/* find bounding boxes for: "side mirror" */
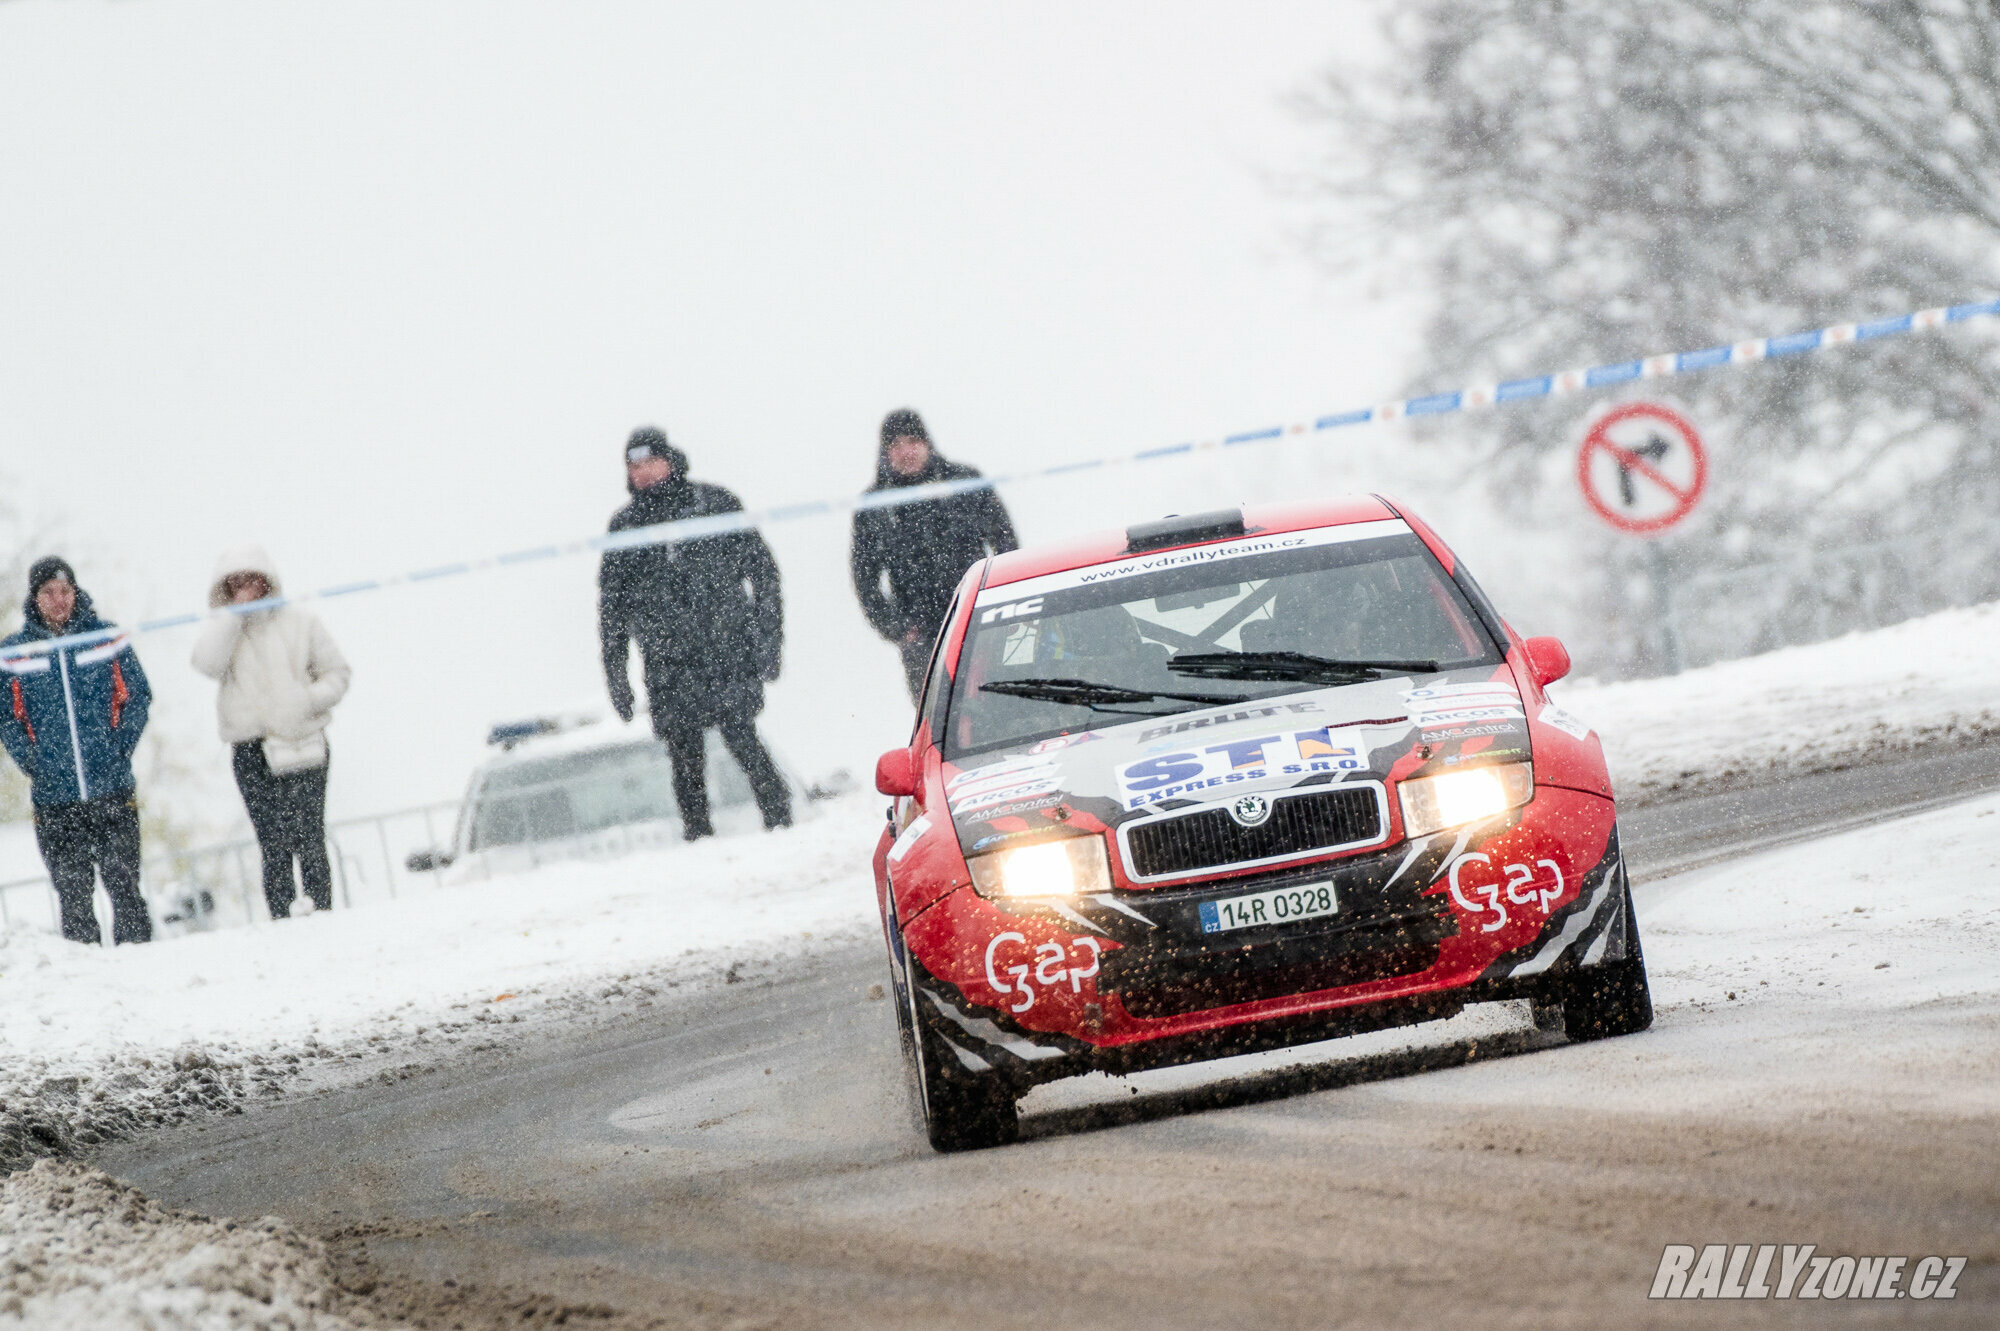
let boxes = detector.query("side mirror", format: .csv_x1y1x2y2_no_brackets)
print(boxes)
1523,636,1572,689
874,748,920,798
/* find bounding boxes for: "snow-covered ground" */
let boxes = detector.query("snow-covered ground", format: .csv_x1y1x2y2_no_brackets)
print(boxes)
0,792,888,1170
0,1161,371,1330
2,600,1997,1325
4,601,2000,1170
1563,599,2000,804
9,776,1997,1327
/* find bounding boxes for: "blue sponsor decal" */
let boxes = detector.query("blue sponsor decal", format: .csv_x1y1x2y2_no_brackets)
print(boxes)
1121,752,1208,792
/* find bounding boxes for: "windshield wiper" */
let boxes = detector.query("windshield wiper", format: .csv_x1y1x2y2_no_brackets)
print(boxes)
979,678,1249,711
1167,650,1440,683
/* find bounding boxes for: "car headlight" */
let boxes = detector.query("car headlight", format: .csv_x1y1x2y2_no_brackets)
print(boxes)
1398,761,1534,838
968,835,1113,900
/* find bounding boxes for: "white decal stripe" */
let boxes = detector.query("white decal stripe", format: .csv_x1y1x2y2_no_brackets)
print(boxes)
1043,901,1099,932
887,815,931,863
951,781,1060,813
1380,833,1439,892
946,757,1059,791
1416,705,1525,717
1537,703,1593,740
1579,918,1612,966
940,1035,994,1071
1085,894,1157,927
975,519,1413,605
1511,870,1618,977
947,768,1059,799
923,991,1068,1060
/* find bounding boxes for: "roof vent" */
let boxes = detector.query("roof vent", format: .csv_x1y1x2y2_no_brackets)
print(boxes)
1124,508,1247,553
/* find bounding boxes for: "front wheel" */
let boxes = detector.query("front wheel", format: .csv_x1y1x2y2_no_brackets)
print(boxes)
1561,874,1653,1042
887,906,1019,1152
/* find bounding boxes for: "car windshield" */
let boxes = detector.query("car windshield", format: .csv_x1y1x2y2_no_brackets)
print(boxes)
943,527,1501,759
467,738,754,851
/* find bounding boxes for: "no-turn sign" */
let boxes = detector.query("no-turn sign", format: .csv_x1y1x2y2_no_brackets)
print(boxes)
1577,402,1707,535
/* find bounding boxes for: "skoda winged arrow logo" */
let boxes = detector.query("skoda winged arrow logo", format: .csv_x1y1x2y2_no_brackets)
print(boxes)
1230,793,1271,827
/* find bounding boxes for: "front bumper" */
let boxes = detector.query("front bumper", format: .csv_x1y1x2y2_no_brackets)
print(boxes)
899,784,1624,1083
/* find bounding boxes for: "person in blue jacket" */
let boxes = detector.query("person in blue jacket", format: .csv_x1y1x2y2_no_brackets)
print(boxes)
0,558,154,944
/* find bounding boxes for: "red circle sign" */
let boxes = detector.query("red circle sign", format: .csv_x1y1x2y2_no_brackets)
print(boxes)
1577,402,1708,534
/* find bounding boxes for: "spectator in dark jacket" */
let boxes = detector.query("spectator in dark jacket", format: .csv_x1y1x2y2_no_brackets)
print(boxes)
851,409,1018,700
599,426,792,840
0,558,154,945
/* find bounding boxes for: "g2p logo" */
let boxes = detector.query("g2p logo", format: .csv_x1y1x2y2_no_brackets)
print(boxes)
982,932,1104,1013
1444,852,1566,932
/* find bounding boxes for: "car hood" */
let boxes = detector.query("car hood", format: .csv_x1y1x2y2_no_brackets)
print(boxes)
940,667,1530,859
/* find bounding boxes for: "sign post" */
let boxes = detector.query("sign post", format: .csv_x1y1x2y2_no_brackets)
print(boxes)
1576,402,1708,675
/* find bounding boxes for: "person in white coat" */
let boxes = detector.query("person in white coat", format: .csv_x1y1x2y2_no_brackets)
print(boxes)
190,545,351,919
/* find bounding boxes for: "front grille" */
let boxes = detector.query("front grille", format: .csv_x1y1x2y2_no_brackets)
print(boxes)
1124,786,1383,879
1114,936,1442,1019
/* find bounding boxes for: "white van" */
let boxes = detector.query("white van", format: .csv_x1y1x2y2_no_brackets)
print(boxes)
409,716,845,880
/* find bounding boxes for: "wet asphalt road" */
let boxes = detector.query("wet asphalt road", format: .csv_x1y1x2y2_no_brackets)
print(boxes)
100,744,2000,1329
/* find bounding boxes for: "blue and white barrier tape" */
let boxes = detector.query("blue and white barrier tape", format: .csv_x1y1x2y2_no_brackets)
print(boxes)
6,297,1997,660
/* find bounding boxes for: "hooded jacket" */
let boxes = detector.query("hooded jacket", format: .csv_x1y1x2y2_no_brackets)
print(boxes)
189,545,352,746
0,583,152,808
850,444,1018,644
599,443,784,727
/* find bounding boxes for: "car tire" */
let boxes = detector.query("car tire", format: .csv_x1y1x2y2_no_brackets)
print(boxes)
886,904,1020,1152
1560,874,1653,1042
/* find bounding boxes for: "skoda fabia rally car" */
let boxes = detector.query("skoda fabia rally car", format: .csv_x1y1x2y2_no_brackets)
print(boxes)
871,498,1652,1151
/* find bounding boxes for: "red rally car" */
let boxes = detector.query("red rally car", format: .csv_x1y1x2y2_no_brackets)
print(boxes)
871,498,1651,1151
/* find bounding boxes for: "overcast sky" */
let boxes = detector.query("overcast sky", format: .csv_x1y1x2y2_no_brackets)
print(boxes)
1,1,1468,831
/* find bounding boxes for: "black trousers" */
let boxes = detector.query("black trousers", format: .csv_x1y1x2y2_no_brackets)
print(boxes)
232,741,333,918
34,794,153,945
661,713,793,839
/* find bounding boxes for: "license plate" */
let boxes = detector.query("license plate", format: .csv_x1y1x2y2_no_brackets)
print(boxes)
1197,881,1339,934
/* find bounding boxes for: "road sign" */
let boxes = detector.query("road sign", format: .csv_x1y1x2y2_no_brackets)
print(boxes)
1577,402,1708,535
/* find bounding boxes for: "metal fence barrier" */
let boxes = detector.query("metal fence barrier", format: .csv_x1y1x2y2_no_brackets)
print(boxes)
0,800,460,942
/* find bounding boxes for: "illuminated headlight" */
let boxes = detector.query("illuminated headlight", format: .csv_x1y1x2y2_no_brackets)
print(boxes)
1398,761,1535,838
968,836,1113,900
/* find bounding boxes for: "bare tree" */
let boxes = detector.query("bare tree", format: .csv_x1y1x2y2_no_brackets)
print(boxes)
1301,0,2000,674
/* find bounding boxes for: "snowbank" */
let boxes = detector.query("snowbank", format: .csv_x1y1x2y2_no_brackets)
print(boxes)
1557,599,2000,803
0,792,885,1173
0,794,880,1065
0,1160,365,1330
